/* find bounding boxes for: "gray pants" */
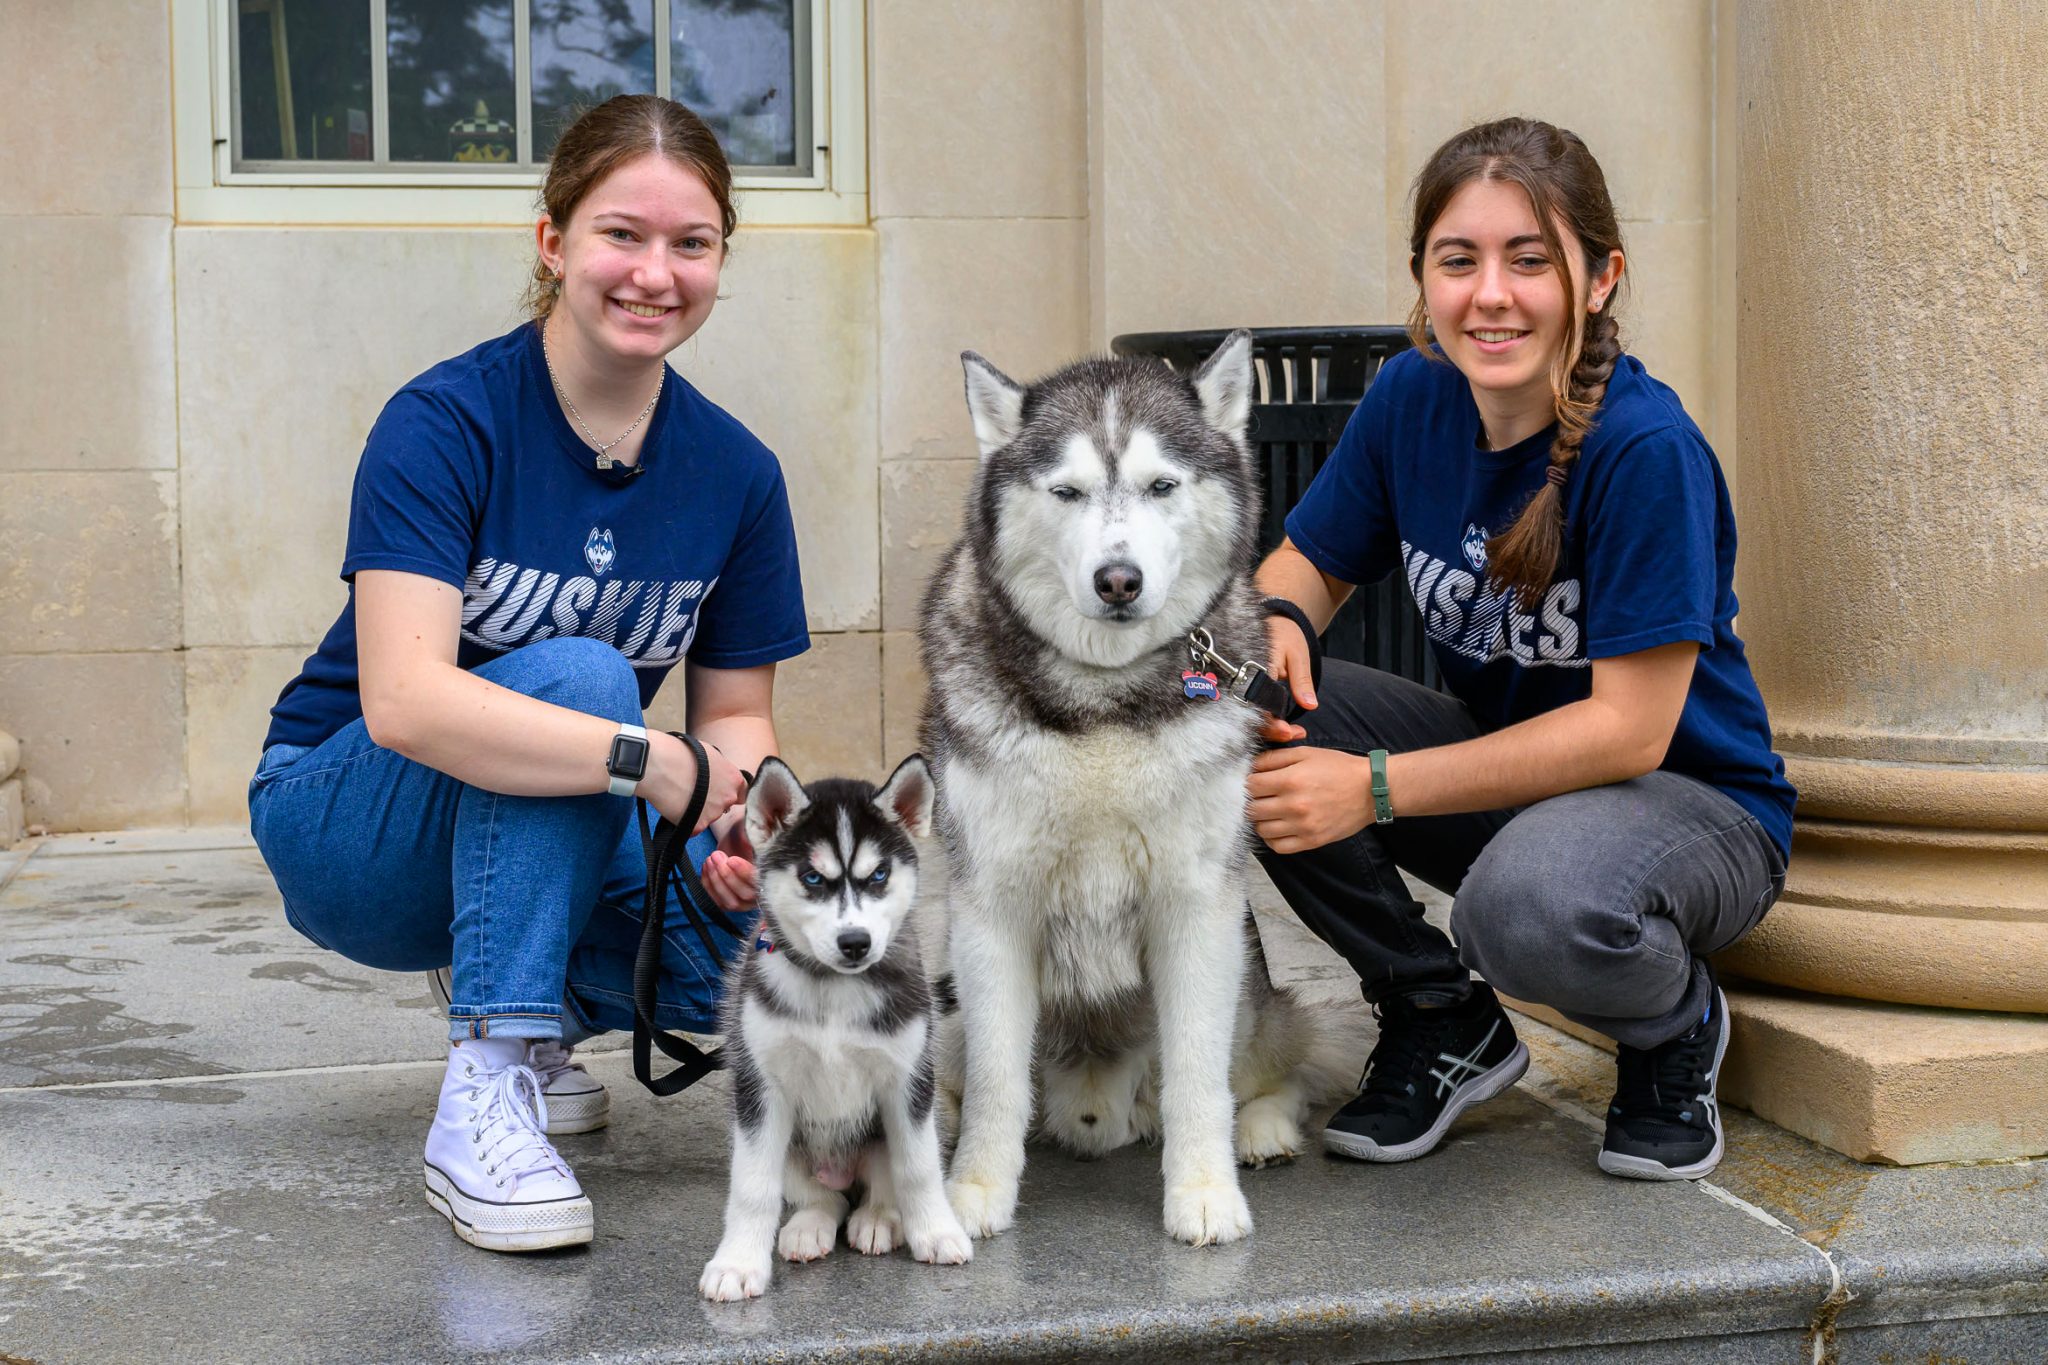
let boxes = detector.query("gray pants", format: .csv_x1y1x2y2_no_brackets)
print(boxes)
1255,661,1786,1049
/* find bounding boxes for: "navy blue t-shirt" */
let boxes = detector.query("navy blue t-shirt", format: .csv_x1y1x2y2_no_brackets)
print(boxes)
266,322,810,750
1285,347,1794,860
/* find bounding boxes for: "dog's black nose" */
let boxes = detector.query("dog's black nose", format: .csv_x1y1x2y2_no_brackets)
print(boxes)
1093,562,1143,606
837,929,872,962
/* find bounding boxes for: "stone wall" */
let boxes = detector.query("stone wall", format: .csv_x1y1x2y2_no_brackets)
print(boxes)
0,0,1725,832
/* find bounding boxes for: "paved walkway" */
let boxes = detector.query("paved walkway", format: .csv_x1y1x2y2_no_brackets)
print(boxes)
1,829,2042,1363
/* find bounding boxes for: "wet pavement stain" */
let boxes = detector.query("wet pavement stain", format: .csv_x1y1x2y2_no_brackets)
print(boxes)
171,934,225,945
213,916,271,934
247,961,376,994
0,984,227,1085
211,941,275,956
8,952,140,977
63,1082,246,1105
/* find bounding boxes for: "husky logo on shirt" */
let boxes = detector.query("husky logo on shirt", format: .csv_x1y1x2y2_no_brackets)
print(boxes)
583,528,616,577
460,558,713,668
1461,523,1490,571
1401,541,1585,669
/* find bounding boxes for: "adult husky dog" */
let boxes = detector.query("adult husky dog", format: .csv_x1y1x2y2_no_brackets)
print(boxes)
921,333,1337,1247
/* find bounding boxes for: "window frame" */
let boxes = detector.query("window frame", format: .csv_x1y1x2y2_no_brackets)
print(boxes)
170,0,867,227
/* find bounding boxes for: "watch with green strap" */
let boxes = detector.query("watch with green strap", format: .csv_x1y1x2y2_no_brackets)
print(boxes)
1367,748,1395,825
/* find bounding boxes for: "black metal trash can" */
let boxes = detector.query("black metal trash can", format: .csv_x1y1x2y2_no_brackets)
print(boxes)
1110,327,1443,692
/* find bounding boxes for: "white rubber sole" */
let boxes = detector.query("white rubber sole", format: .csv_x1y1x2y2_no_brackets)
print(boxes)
1323,1040,1530,1163
423,1161,593,1252
1597,989,1730,1182
542,1084,611,1136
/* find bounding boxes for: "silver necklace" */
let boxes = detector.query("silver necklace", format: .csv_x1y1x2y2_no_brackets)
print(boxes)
541,322,662,470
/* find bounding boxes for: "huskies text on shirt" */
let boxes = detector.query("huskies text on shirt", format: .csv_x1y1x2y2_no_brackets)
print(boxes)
1284,346,1795,861
266,322,810,750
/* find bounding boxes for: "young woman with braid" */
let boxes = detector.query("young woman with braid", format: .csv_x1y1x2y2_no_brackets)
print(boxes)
1249,118,1793,1180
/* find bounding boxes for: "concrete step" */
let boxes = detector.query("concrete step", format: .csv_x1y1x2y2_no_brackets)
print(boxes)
1,831,2042,1363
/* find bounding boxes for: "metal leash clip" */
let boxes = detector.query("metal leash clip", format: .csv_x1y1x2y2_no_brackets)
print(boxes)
1184,628,1292,714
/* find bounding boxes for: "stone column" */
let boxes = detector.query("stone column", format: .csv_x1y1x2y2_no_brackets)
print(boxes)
1717,0,2048,1163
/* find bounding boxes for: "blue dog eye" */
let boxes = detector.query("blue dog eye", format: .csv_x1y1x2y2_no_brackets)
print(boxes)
800,869,825,888
868,865,890,886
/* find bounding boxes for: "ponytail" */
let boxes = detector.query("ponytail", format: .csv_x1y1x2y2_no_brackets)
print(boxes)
1486,306,1621,607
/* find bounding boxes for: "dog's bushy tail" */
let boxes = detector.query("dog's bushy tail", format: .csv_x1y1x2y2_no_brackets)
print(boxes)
1296,993,1373,1111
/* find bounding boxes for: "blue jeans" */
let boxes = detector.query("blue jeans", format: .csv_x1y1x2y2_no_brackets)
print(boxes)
248,637,752,1044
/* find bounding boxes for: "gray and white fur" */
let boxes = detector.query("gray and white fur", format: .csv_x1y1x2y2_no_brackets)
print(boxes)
698,755,972,1301
921,332,1346,1248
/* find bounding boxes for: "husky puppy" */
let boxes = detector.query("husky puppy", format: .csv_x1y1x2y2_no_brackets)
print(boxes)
698,755,972,1301
922,333,1339,1248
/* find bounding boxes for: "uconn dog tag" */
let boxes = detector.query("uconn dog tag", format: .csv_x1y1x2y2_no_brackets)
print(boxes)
1181,669,1221,700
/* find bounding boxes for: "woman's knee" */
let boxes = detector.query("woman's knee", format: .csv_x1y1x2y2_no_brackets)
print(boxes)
1453,852,1611,1003
1453,852,1687,1017
479,637,641,724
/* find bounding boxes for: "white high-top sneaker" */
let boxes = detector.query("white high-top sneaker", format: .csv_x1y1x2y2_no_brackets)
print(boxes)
428,969,611,1137
528,1039,611,1135
423,1037,594,1252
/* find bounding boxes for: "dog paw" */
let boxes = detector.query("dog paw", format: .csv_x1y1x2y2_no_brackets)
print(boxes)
945,1174,1017,1239
908,1216,975,1266
1163,1179,1253,1246
777,1207,840,1262
846,1203,902,1256
699,1254,771,1301
1235,1096,1303,1169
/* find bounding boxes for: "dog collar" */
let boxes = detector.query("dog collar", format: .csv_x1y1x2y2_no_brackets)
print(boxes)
755,936,776,954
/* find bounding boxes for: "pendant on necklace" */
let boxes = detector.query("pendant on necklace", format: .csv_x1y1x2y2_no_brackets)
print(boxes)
596,453,613,470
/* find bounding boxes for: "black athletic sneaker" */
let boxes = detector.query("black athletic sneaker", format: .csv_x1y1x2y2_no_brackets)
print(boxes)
1323,980,1530,1162
1599,968,1730,1181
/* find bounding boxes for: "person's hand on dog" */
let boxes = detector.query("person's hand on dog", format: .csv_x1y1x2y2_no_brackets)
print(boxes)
1248,745,1371,854
700,808,759,911
1259,613,1316,743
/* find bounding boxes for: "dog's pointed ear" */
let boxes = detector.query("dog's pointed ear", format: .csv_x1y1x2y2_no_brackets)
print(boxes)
1191,330,1255,440
745,756,809,851
873,753,935,839
961,352,1026,459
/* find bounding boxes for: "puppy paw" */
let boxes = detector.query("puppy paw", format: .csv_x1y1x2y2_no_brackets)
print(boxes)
945,1174,1017,1239
1163,1178,1253,1246
699,1253,771,1301
777,1207,840,1262
1235,1095,1303,1169
908,1215,974,1266
846,1202,902,1256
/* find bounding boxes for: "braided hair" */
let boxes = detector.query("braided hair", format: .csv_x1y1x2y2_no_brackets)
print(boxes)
1405,118,1626,607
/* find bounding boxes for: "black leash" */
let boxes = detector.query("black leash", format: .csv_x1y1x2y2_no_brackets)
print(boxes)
630,731,745,1097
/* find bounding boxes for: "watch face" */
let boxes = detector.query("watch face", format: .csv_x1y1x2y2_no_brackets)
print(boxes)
608,733,650,782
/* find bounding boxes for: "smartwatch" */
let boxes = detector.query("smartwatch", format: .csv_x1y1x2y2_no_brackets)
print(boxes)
606,723,650,797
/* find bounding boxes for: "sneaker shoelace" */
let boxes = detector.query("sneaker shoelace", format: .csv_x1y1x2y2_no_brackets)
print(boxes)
465,1061,569,1193
1353,1002,1463,1118
526,1041,585,1088
1611,1022,1714,1136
